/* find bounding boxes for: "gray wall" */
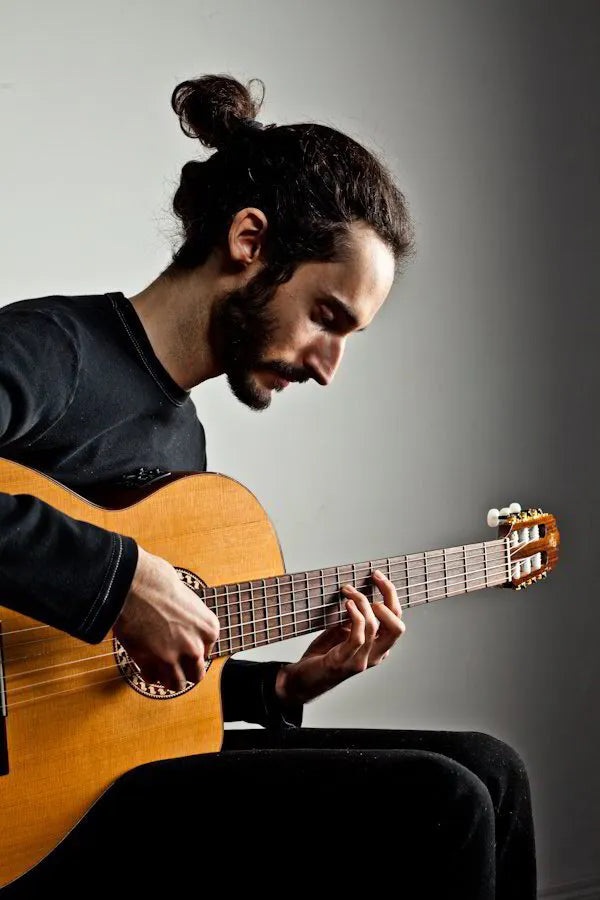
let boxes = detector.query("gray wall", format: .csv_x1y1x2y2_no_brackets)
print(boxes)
1,1,598,895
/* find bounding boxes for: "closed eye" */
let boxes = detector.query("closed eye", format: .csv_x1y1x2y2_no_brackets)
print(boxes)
316,296,368,334
319,305,335,328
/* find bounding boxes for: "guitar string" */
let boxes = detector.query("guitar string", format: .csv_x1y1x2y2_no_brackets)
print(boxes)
5,559,508,682
3,551,515,671
3,550,510,665
1,540,512,647
7,562,508,692
5,558,511,692
0,541,507,640
6,583,506,711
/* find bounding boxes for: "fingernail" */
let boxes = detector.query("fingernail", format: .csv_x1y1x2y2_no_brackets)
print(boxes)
374,569,382,577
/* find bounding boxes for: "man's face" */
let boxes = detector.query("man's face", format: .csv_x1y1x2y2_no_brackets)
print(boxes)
211,222,395,411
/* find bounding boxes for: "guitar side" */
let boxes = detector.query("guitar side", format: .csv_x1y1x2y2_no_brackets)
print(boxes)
0,458,286,887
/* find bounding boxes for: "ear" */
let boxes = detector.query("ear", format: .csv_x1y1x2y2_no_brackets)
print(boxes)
227,207,268,269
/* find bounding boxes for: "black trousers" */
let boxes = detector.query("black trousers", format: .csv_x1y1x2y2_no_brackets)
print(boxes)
3,727,536,899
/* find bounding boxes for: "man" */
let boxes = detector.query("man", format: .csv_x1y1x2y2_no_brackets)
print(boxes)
0,74,536,897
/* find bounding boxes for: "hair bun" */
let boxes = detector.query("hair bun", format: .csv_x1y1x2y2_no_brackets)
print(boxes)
171,74,265,152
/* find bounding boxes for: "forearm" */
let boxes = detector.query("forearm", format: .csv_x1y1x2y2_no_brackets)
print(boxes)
0,491,138,643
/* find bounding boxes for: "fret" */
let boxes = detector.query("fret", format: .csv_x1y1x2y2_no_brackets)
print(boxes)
305,570,311,633
291,573,297,637
424,553,429,603
443,548,448,597
436,550,445,601
283,574,293,639
225,584,232,654
407,555,420,606
405,556,410,606
249,580,254,649
476,544,484,589
268,577,276,643
267,577,274,643
261,578,268,647
483,543,489,588
310,570,320,631
236,583,243,651
463,545,469,593
276,577,283,642
386,557,392,592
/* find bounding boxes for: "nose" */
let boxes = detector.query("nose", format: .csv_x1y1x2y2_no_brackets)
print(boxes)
305,336,345,386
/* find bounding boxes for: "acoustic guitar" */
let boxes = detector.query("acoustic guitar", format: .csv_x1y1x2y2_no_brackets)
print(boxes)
0,456,560,887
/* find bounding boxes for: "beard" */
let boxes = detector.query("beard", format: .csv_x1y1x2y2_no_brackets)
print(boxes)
209,266,309,410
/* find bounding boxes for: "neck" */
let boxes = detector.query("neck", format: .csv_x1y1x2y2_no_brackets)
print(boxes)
202,536,510,658
128,265,222,390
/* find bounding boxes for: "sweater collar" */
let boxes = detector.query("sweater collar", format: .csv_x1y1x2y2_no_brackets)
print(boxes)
106,291,190,407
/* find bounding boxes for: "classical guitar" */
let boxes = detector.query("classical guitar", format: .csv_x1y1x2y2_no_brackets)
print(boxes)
0,456,560,887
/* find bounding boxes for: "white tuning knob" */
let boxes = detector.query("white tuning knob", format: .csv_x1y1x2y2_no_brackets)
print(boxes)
509,502,521,513
499,507,511,517
487,508,500,527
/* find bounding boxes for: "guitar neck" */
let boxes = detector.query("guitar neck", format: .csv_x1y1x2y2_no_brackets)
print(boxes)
206,537,509,657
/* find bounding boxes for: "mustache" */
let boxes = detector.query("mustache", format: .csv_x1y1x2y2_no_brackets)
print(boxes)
259,360,313,384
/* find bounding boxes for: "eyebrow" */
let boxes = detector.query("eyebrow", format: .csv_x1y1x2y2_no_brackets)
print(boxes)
321,294,369,332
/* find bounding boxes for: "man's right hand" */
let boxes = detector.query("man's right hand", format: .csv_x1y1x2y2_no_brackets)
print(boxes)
113,546,220,692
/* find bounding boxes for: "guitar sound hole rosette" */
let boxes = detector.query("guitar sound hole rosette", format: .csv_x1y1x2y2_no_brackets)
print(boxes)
113,567,211,699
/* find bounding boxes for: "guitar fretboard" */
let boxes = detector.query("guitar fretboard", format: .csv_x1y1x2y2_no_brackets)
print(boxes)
204,538,509,657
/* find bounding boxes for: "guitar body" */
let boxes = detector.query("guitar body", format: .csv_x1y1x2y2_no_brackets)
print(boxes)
0,457,286,887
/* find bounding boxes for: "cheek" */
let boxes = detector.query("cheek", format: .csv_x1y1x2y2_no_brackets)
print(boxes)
269,315,312,355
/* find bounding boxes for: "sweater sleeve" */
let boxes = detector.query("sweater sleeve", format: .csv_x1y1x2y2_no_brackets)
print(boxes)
0,309,138,642
221,658,304,728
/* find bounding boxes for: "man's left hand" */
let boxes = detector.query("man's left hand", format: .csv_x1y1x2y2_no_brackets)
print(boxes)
275,569,406,707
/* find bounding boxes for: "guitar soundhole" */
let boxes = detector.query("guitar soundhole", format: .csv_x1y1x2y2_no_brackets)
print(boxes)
113,567,211,700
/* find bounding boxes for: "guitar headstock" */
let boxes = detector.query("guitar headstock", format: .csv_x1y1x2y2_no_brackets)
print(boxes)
487,502,560,590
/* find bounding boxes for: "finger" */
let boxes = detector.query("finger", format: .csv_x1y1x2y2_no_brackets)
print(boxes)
136,661,158,685
370,601,407,656
343,586,379,640
157,660,188,693
331,597,366,665
343,587,379,668
305,623,351,656
180,654,205,684
131,654,161,685
205,630,219,660
171,660,189,692
372,569,402,617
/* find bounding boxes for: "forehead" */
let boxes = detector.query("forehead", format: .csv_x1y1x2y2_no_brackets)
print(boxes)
297,223,395,325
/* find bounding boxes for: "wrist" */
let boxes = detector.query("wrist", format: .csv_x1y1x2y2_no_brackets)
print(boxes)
275,662,303,707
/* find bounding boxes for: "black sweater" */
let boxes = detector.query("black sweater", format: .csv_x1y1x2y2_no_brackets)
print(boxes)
0,290,303,729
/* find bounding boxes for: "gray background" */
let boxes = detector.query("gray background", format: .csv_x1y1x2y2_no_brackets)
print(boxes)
1,1,598,896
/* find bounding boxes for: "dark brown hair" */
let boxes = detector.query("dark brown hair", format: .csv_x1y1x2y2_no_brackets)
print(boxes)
165,73,414,285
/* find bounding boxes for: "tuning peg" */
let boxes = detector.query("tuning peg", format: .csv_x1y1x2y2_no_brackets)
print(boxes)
487,508,500,527
509,502,521,513
499,507,511,518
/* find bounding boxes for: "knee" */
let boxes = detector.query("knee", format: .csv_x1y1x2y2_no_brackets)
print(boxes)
423,754,496,852
471,732,528,773
466,731,532,796
419,751,495,815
